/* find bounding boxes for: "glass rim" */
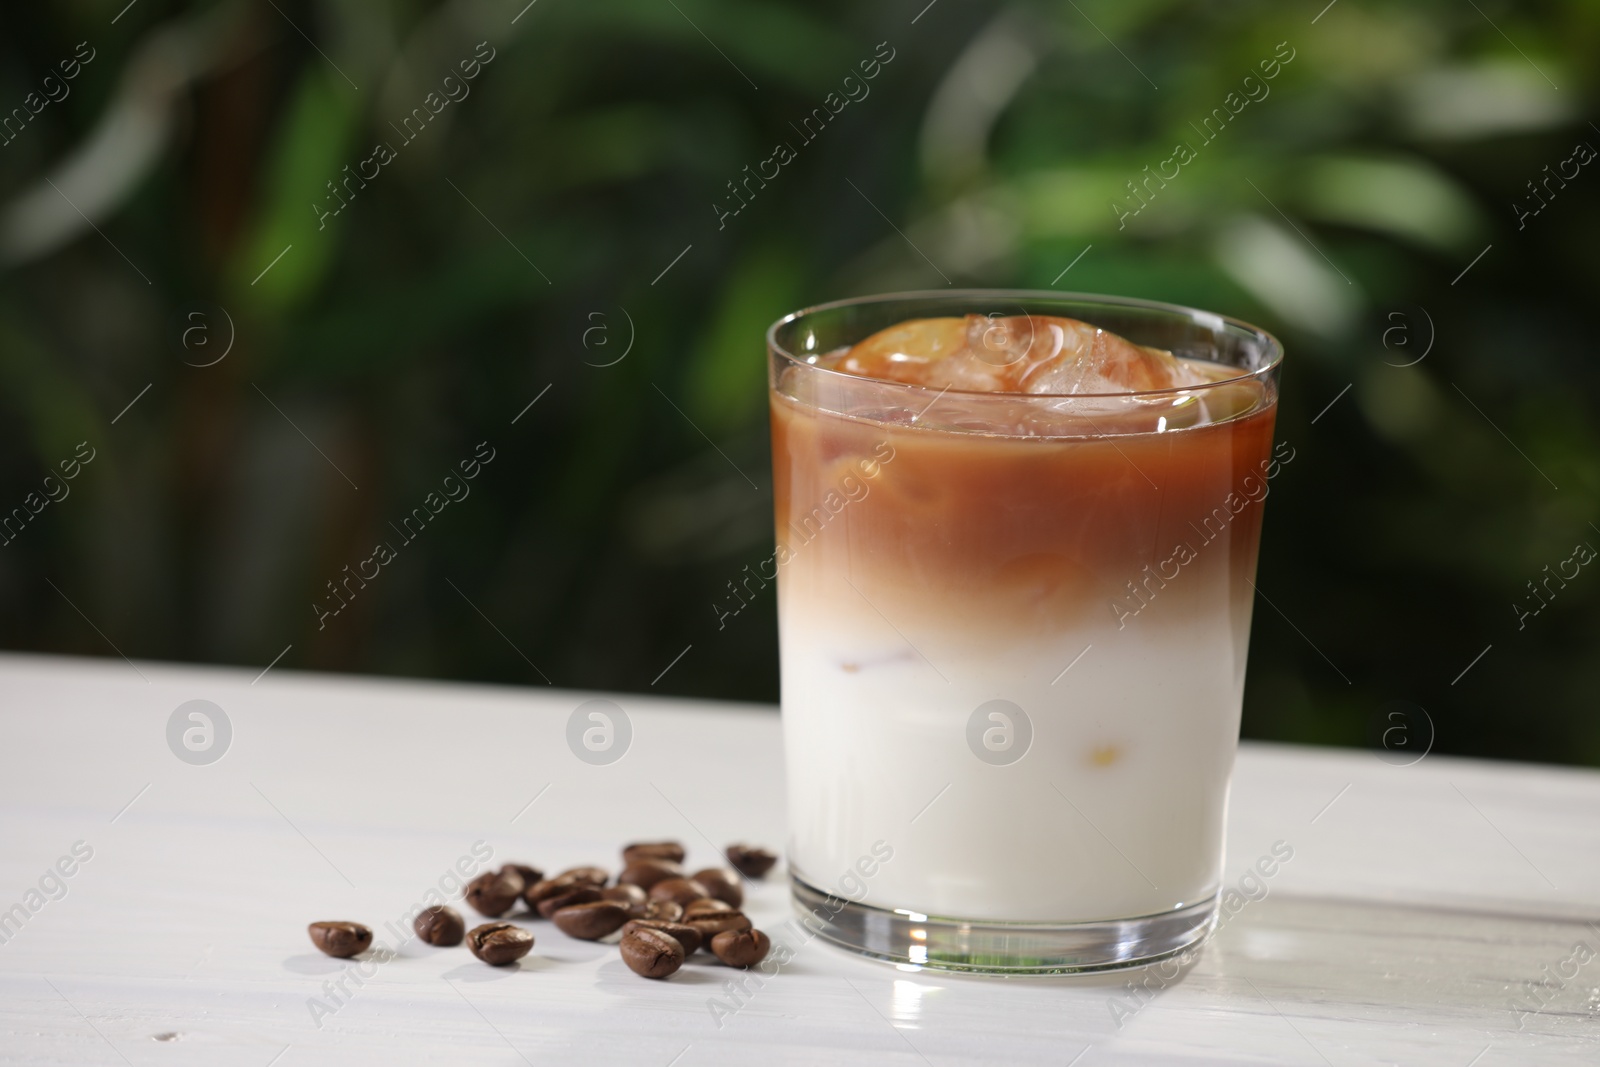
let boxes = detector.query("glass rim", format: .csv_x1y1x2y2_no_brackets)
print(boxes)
766,288,1284,401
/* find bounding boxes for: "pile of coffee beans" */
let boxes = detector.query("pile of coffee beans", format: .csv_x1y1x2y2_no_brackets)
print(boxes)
306,840,778,981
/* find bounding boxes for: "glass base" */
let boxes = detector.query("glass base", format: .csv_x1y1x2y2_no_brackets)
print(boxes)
791,874,1218,975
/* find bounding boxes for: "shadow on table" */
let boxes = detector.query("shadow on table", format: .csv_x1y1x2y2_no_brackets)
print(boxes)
281,953,351,976
833,893,1599,1042
1201,893,1600,1026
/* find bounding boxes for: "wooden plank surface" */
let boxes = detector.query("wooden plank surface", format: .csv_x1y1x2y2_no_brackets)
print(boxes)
1,652,1597,1065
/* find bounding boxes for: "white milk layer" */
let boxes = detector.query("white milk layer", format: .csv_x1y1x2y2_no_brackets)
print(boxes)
779,598,1250,922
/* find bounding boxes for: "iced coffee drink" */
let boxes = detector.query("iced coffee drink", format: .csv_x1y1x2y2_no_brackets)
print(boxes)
767,292,1283,972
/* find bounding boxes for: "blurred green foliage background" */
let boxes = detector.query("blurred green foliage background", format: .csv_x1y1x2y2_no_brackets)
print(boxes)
2,0,1596,765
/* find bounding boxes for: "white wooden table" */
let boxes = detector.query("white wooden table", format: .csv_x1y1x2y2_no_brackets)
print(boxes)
1,652,1597,1065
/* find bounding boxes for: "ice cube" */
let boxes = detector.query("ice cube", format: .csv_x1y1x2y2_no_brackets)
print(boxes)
830,317,970,385
825,314,1214,395
963,313,1058,370
1017,317,1211,395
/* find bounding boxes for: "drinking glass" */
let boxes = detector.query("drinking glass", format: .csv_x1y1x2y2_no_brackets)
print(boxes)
767,290,1284,973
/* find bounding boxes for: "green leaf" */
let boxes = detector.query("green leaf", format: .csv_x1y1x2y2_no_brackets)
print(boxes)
684,244,802,433
231,72,361,313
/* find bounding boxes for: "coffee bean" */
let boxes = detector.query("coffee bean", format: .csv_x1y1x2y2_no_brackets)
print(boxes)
619,926,685,979
686,910,751,942
526,875,596,912
413,905,465,947
552,901,630,940
308,921,372,958
502,863,544,886
681,898,732,920
642,900,684,922
621,918,702,956
622,841,686,865
465,869,525,917
726,845,778,880
601,884,647,909
618,859,684,891
556,866,610,887
649,878,709,906
690,868,743,908
711,928,770,968
467,922,534,966
524,877,574,910
536,884,602,919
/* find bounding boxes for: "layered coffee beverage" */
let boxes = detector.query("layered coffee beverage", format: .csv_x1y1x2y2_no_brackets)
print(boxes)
767,293,1283,972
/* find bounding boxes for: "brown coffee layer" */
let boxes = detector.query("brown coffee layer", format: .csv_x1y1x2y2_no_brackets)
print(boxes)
770,392,1279,643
